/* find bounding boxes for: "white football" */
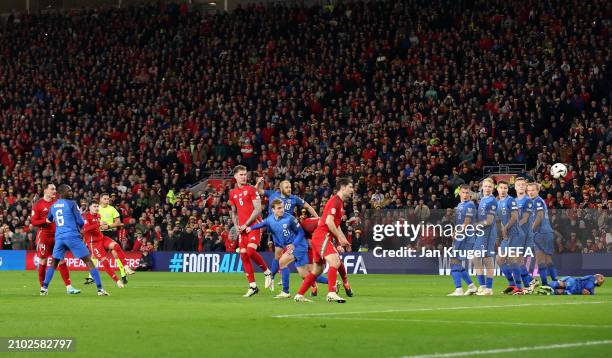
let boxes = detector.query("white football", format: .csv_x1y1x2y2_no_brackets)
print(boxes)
551,163,568,179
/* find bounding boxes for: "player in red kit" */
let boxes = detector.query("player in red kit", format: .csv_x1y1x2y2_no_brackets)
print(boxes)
82,202,134,288
30,183,80,294
301,216,353,297
229,165,272,297
295,178,354,303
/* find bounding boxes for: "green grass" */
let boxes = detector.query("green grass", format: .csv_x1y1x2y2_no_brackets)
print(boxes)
1,272,611,357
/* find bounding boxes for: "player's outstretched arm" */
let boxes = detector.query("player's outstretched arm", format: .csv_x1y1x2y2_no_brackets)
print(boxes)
303,201,319,218
248,220,267,233
256,177,265,196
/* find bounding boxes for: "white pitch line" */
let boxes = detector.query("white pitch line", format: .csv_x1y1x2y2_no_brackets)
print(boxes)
400,339,612,358
272,301,604,318
315,316,612,329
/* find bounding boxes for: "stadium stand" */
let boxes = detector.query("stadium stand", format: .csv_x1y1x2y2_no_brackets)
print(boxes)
0,1,610,253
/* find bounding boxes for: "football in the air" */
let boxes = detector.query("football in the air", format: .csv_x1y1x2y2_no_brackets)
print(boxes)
551,163,568,179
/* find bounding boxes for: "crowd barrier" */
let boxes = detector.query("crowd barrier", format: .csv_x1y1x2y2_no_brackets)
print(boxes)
0,251,141,271
2,251,611,276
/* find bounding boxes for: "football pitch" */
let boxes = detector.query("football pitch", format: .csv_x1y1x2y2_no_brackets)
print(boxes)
1,272,611,357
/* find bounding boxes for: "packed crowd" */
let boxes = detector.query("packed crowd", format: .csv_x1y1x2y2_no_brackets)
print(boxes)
0,0,610,253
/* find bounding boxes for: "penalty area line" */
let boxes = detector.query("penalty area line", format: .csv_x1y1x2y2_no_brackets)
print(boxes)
399,339,612,358
271,301,604,318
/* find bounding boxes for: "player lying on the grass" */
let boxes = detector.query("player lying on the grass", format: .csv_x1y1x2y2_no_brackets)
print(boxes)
527,182,558,291
41,184,109,296
514,177,535,292
537,274,605,295
301,215,353,297
470,177,497,296
246,199,329,298
256,179,319,289
294,177,354,303
496,181,527,295
230,165,272,297
448,184,478,296
30,183,80,294
82,202,135,288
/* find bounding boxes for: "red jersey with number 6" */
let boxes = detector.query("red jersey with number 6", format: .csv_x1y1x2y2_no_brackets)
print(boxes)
228,185,262,225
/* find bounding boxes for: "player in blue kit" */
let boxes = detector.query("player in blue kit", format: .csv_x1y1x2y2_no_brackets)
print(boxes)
256,179,318,290
247,199,328,299
472,177,497,296
514,177,535,293
526,182,558,290
495,181,525,295
40,184,110,296
448,184,478,296
538,274,605,295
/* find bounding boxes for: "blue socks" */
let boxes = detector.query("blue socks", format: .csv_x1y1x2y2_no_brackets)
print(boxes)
511,264,523,288
271,259,279,279
538,264,549,286
547,263,558,281
460,268,473,285
90,268,103,290
477,274,486,286
520,265,532,286
451,264,462,288
315,275,328,284
281,267,290,294
43,265,56,289
501,263,515,286
485,277,493,289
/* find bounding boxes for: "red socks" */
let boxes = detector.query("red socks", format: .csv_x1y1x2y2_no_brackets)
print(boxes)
57,262,71,286
37,262,47,287
338,261,348,284
246,247,268,271
112,245,128,266
240,253,255,283
298,273,316,295
328,266,338,292
103,265,119,282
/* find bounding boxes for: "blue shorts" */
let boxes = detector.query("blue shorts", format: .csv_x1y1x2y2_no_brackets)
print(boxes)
525,234,535,251
273,237,288,248
452,237,474,261
508,231,527,248
293,248,310,268
534,232,554,255
52,235,90,260
560,277,581,295
473,234,496,257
